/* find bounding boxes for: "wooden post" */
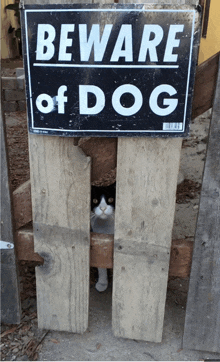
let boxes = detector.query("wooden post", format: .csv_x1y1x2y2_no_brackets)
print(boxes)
183,56,220,353
1,100,21,324
24,0,91,334
112,0,196,343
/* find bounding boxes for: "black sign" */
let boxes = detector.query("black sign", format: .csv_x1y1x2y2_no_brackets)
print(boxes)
21,4,201,137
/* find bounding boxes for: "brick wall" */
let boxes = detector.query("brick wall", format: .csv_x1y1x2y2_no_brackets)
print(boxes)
2,68,26,112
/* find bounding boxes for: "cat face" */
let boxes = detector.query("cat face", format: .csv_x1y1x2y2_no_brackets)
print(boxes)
91,183,116,220
93,195,114,219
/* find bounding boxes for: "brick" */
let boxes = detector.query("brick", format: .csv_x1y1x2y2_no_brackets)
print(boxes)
4,89,25,101
16,68,24,78
17,75,25,90
2,77,17,90
3,101,18,112
18,100,26,111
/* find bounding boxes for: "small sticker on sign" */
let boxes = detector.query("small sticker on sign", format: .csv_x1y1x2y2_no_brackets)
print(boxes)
163,123,183,131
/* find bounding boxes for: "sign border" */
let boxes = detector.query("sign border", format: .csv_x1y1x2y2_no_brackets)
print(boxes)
21,4,201,137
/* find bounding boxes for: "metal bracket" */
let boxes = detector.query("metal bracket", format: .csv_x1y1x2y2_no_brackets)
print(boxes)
0,241,14,250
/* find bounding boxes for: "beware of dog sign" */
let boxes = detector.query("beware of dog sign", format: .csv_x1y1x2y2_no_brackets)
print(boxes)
21,4,201,137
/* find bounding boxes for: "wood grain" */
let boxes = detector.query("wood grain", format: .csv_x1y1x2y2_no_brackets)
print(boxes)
78,138,117,185
1,101,21,324
24,0,92,334
16,229,44,264
13,180,32,230
28,134,91,333
112,137,182,342
192,51,220,119
90,232,114,268
183,56,220,353
169,239,193,278
15,228,193,278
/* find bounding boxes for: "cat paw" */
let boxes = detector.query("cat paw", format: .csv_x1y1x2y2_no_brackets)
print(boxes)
95,281,108,292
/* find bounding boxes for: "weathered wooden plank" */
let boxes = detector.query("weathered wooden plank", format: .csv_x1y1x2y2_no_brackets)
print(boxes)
201,0,211,38
78,138,117,185
16,229,44,264
1,101,21,324
192,51,220,119
28,135,91,333
111,0,199,342
169,239,193,278
13,180,32,230
112,138,182,342
15,230,113,268
183,56,220,353
90,232,114,268
16,228,194,278
24,0,92,334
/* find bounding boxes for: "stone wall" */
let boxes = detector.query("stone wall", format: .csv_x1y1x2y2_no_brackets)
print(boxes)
2,68,26,112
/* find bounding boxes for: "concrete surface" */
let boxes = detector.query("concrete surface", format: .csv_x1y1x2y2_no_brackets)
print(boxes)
38,285,220,361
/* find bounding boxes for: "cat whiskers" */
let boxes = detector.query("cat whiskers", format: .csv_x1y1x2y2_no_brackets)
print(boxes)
90,212,96,220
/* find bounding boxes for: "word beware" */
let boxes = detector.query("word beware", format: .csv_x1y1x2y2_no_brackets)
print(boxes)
36,23,184,64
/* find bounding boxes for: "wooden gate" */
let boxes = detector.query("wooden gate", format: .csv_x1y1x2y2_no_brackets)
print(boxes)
19,0,202,343
22,0,187,342
2,0,220,351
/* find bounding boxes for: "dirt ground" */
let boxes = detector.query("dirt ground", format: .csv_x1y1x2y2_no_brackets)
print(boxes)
1,61,220,361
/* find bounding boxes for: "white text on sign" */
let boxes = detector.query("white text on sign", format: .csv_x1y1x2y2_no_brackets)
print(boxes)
35,84,178,116
36,23,184,63
35,23,183,116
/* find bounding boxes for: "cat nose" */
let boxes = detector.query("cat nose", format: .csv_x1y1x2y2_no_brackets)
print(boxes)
100,206,107,211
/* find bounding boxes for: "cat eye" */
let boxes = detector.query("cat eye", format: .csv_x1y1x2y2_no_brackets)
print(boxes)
93,198,99,204
108,197,114,203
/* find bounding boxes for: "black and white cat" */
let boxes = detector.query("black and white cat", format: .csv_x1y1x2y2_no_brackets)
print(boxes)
91,183,115,292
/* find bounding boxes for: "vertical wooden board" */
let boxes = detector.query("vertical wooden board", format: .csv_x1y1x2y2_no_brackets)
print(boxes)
192,52,220,119
28,134,91,333
112,138,182,342
1,102,21,324
24,0,92,334
112,0,190,342
13,180,32,230
183,58,220,353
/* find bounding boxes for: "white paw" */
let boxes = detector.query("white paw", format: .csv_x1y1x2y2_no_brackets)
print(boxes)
95,281,108,292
